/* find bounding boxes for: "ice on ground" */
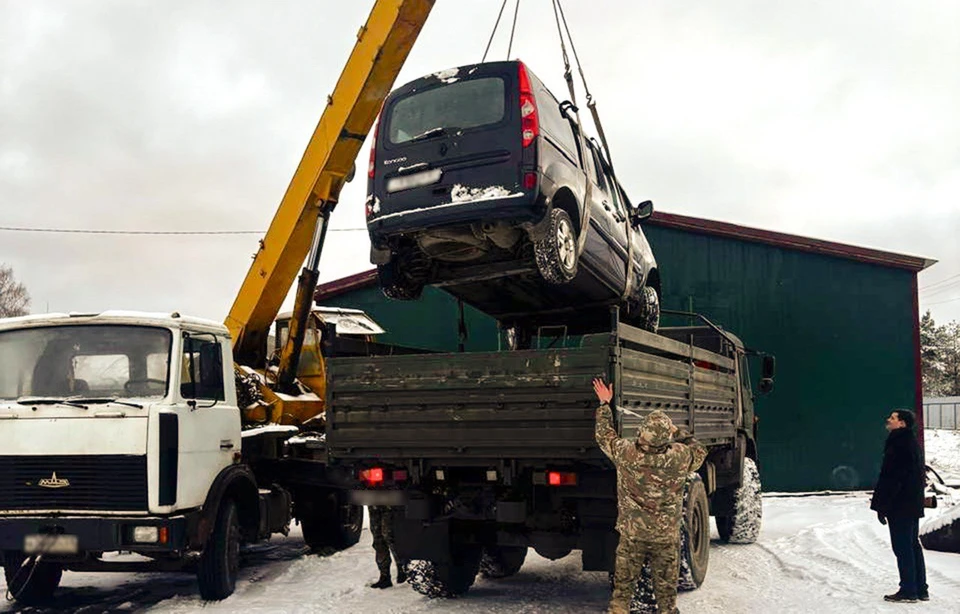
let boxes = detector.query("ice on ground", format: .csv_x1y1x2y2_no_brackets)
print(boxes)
4,493,959,613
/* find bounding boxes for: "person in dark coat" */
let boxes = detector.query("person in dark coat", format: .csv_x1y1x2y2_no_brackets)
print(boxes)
870,408,928,603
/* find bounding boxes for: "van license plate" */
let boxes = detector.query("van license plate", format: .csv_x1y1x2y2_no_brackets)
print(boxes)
386,168,442,193
24,534,78,554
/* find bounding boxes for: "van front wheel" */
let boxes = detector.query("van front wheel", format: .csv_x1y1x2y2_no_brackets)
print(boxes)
534,209,578,284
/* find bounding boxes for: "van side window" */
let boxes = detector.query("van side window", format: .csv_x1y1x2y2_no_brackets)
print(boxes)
589,146,609,195
536,87,579,158
180,335,224,401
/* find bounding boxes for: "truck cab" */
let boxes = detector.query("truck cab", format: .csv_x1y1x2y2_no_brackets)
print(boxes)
0,312,275,603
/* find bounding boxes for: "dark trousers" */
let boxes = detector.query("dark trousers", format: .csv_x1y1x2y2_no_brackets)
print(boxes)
888,516,927,597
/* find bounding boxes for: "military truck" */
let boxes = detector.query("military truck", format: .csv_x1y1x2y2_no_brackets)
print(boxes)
323,309,775,600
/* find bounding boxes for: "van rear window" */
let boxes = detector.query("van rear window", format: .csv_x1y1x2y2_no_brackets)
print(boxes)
388,77,506,145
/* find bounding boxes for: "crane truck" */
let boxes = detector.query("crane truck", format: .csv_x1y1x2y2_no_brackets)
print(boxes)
0,0,436,605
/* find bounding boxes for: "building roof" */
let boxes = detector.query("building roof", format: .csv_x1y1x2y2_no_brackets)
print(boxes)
314,211,935,302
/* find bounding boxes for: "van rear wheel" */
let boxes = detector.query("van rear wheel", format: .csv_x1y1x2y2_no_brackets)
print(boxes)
534,209,578,283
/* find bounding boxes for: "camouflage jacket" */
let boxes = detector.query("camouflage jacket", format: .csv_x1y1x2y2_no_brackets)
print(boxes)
595,404,708,543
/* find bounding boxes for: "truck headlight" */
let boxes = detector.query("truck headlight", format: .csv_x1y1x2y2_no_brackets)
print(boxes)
132,526,159,543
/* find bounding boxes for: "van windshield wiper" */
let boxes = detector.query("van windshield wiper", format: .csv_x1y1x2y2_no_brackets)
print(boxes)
16,396,89,409
67,397,144,410
409,127,448,143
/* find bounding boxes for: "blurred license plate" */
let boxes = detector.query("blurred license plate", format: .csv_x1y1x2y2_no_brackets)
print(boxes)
24,534,78,554
386,168,442,193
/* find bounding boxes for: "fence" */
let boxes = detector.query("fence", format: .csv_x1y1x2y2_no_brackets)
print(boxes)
924,397,960,430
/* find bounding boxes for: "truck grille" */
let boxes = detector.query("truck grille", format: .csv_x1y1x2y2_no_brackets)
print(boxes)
0,455,148,512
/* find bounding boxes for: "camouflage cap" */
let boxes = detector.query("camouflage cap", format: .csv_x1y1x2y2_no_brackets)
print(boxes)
637,410,675,447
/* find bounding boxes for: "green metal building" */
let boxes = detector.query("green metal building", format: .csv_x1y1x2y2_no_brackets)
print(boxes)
315,212,934,492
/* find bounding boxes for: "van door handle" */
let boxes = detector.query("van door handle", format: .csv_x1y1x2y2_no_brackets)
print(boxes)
220,440,235,450
602,201,611,211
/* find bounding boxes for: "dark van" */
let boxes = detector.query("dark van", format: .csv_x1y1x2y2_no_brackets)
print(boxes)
366,60,661,333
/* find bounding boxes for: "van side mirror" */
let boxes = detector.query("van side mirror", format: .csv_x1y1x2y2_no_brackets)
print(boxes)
631,200,654,225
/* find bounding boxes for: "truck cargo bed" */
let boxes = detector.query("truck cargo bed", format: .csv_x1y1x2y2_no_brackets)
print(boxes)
326,321,740,464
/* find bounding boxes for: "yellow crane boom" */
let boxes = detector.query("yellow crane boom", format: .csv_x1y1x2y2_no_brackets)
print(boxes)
225,0,434,372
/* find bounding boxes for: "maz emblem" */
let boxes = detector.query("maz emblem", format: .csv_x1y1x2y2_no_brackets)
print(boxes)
38,472,70,489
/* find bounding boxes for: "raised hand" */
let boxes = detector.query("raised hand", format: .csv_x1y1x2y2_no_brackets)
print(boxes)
592,378,614,404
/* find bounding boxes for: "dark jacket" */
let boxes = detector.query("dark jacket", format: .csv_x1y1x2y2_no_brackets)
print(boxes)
870,427,925,519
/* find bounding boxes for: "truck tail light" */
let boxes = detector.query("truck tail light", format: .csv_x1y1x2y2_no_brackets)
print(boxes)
360,467,384,485
518,62,539,148
547,471,577,486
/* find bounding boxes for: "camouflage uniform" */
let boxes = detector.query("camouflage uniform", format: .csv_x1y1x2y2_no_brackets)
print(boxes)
369,506,408,584
596,405,707,614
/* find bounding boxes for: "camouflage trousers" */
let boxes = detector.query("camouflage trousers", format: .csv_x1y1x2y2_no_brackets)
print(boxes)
610,534,680,614
369,506,407,577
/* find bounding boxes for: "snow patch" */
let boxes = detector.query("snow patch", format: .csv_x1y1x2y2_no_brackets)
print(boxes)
372,197,381,214
433,67,460,83
921,500,960,534
450,184,515,203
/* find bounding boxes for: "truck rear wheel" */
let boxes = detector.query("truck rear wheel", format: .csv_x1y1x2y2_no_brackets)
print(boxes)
408,544,482,598
678,475,710,590
715,457,762,544
197,499,240,601
299,491,363,553
3,551,62,606
479,545,527,579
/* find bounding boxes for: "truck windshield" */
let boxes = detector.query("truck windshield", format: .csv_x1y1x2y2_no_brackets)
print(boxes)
387,77,506,145
0,325,172,400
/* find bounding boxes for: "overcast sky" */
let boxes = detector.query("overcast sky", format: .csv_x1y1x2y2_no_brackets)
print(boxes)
1,0,958,326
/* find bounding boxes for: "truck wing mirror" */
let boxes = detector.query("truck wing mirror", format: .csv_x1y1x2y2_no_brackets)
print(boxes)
761,355,776,380
758,378,774,394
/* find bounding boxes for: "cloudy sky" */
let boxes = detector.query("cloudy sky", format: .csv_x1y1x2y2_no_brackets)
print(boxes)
1,0,958,325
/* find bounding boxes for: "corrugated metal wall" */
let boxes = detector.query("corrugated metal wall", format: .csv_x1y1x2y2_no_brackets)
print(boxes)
644,225,918,492
321,228,920,492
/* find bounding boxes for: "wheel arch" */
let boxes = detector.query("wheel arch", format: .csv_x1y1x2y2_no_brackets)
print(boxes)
195,465,261,548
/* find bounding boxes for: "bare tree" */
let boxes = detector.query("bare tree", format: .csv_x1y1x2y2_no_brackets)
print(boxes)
0,264,30,317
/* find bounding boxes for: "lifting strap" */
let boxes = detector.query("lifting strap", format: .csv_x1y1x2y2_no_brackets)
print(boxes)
551,0,637,302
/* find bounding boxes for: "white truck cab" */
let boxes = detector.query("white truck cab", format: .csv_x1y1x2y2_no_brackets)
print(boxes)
0,312,282,603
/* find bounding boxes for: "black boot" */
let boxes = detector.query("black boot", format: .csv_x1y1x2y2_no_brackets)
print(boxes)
396,564,408,584
883,591,917,602
370,574,392,589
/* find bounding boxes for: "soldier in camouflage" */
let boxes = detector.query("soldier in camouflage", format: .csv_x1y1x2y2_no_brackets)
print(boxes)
368,506,409,589
593,378,707,614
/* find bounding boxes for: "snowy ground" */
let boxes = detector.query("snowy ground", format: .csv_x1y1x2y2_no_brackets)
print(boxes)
2,431,958,613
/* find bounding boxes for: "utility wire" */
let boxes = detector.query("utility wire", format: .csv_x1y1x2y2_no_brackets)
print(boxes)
0,225,365,236
920,272,960,291
924,295,960,307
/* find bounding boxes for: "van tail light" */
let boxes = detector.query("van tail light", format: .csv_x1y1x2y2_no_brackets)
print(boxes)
523,172,537,189
518,63,539,148
360,467,384,486
547,471,577,486
368,108,382,179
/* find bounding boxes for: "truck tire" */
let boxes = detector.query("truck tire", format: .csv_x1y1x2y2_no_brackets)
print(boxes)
299,491,363,553
3,551,62,606
678,475,710,590
408,544,482,598
197,499,241,601
715,457,763,544
607,566,657,613
637,285,660,333
534,208,578,283
479,545,527,579
377,259,424,301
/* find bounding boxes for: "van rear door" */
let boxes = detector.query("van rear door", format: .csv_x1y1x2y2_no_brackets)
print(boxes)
371,62,526,223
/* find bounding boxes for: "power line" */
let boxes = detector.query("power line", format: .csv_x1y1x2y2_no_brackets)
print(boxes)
0,225,366,236
924,295,960,307
920,272,960,292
